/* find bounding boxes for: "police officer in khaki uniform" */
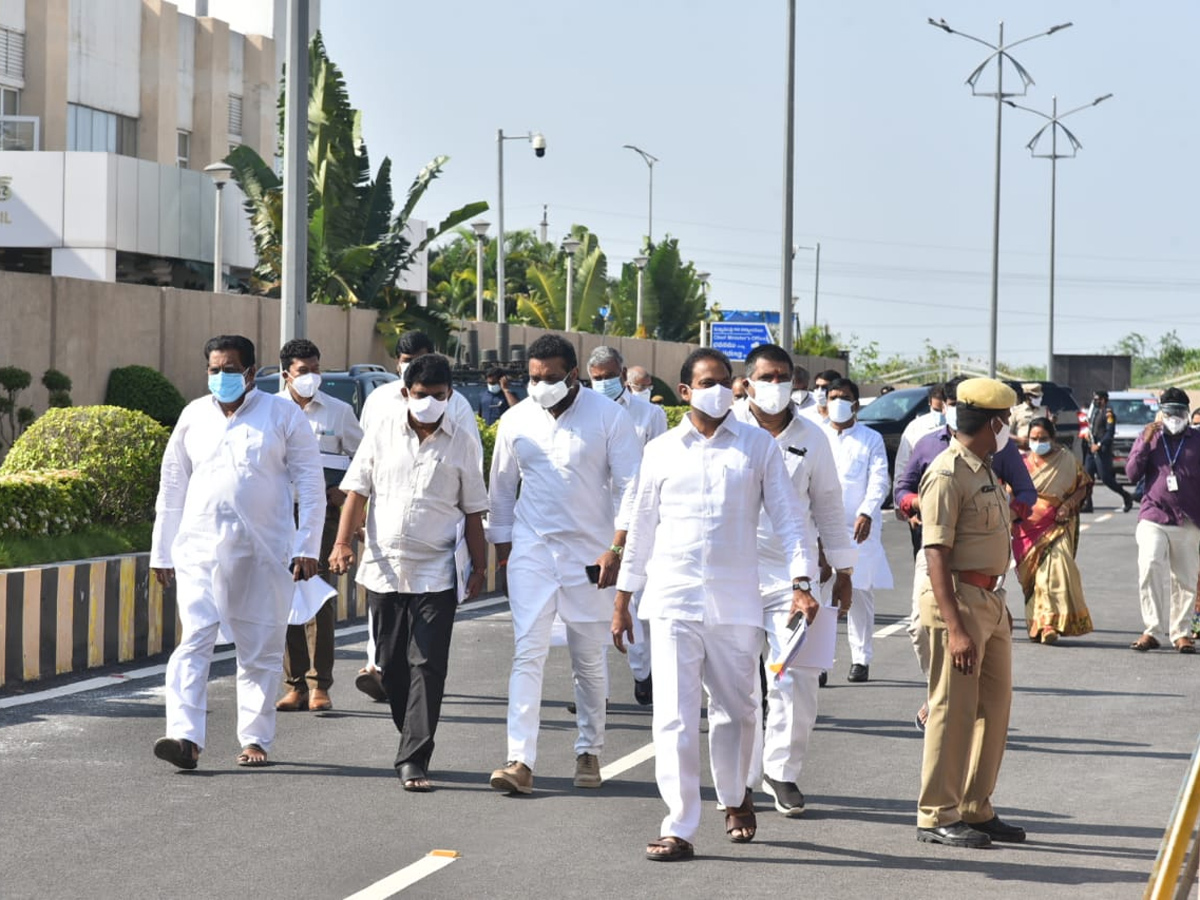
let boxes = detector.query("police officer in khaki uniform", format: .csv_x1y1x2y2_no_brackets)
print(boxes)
1009,383,1050,450
916,377,1026,848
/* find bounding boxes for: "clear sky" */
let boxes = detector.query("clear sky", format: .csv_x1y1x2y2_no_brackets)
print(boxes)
320,1,1199,369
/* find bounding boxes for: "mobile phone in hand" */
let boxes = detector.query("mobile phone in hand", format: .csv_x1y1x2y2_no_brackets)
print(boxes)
585,564,601,585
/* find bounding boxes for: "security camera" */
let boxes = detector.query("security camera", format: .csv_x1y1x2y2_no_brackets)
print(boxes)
531,132,546,157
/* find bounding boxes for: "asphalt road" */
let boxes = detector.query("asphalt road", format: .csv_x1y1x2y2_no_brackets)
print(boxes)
1,493,1195,900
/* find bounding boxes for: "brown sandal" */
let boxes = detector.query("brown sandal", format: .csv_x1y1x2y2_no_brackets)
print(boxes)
1175,638,1196,655
236,743,269,767
153,737,200,770
1130,635,1160,652
645,836,694,861
724,788,757,843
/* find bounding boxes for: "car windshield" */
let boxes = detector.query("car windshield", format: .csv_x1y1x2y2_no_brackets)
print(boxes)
1109,397,1159,427
857,390,926,422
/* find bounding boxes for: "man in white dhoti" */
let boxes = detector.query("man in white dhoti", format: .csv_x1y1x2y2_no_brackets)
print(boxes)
821,376,893,683
587,345,667,706
731,343,857,818
613,348,816,862
488,334,641,795
151,335,324,769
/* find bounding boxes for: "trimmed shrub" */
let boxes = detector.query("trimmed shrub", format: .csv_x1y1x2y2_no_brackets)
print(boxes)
477,416,498,484
664,405,688,429
0,469,96,538
0,406,170,525
105,365,187,427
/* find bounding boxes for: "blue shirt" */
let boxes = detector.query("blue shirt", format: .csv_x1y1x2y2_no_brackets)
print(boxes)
894,426,1037,510
478,389,509,426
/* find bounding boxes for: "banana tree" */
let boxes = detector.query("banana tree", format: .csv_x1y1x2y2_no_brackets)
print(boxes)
516,226,611,331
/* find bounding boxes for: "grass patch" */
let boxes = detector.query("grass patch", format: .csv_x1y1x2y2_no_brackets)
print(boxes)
0,522,153,569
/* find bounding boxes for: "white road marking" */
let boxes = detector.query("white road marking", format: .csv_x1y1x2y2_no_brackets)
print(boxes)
600,741,656,781
1096,513,1115,524
342,851,458,900
872,621,908,639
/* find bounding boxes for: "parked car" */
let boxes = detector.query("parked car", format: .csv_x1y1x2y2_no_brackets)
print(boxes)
254,364,397,418
857,386,932,478
1094,390,1159,481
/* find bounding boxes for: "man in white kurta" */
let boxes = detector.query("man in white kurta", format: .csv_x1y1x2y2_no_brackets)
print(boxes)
587,345,668,704
614,349,816,859
151,335,324,769
488,335,641,794
821,377,892,682
894,384,948,496
732,344,857,818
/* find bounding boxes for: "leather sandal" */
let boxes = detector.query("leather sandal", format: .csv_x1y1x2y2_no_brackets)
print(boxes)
153,737,200,770
1175,637,1196,654
645,836,694,862
1130,635,1160,652
724,789,757,843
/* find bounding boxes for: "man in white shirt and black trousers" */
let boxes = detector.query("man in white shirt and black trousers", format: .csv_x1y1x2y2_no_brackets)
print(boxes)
488,334,642,795
329,354,488,791
613,347,817,862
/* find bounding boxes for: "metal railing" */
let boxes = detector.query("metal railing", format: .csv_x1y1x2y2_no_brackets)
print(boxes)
1145,731,1200,899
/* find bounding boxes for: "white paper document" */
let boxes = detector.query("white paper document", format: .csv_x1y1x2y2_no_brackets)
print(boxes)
455,521,471,603
320,453,351,471
288,575,338,626
769,604,838,678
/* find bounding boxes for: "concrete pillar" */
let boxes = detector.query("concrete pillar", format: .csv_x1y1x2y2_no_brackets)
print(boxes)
24,0,69,151
139,0,181,166
192,16,231,168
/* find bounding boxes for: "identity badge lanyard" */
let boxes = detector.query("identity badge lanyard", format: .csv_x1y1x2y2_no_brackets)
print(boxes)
1165,431,1185,492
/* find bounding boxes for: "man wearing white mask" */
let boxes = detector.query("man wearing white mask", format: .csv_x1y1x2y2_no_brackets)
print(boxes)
588,346,668,706
614,347,817,860
821,377,892,683
626,365,656,401
489,334,642,794
790,365,817,413
733,344,856,818
151,335,324,770
356,330,481,702
799,369,840,426
895,384,948,493
275,339,363,713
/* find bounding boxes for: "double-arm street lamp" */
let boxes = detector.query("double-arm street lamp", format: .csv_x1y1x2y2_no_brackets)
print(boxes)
1006,93,1112,379
928,17,1072,376
623,145,658,250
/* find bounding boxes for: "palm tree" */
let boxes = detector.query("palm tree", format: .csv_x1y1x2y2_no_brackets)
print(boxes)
610,236,706,342
516,226,611,331
226,33,486,310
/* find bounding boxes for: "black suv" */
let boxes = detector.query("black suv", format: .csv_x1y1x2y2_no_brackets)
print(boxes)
254,364,398,418
857,387,932,477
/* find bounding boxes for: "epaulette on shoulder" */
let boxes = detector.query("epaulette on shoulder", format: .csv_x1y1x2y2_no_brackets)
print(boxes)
931,468,954,477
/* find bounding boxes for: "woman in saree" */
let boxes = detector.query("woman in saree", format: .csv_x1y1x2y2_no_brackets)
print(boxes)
1012,417,1095,643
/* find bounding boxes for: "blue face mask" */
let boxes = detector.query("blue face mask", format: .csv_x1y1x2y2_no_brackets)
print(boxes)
209,370,248,404
591,377,624,401
1031,440,1053,456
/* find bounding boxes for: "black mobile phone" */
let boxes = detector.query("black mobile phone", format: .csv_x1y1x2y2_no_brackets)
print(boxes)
585,564,601,585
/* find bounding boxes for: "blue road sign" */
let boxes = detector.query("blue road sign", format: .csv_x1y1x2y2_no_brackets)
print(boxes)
709,321,774,361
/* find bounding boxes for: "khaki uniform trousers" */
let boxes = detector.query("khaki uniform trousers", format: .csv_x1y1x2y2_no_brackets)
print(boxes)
917,580,1012,828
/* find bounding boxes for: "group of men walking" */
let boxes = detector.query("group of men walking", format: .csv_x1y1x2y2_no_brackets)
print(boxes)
149,329,1032,860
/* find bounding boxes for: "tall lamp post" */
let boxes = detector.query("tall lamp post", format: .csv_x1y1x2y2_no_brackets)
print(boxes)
633,254,650,338
793,241,821,330
928,17,1072,376
623,144,658,249
697,271,711,346
471,220,490,321
562,236,582,331
1006,93,1112,380
204,162,233,293
496,129,546,359
780,0,797,355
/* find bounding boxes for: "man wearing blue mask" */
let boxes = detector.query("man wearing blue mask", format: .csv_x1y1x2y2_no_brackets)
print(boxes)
478,367,519,426
587,346,667,705
151,335,324,770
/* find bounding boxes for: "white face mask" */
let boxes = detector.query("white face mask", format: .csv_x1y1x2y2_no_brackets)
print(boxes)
486,382,502,394
945,405,958,431
407,394,447,424
689,384,734,419
528,378,571,409
629,384,651,398
791,389,810,406
290,372,321,399
751,381,793,415
993,417,1010,452
1164,416,1188,436
828,397,855,424
398,361,410,378
813,387,828,408
1031,439,1053,456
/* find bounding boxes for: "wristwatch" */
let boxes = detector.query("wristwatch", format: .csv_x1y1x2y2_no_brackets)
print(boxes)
792,577,814,593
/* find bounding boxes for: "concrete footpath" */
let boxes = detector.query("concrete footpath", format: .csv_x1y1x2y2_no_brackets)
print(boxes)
0,499,1194,899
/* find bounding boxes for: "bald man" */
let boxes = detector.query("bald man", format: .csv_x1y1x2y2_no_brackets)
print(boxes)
626,366,655,401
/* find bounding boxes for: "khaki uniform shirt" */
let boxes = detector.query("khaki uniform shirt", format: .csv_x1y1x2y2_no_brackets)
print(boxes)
918,440,1011,577
1009,402,1050,439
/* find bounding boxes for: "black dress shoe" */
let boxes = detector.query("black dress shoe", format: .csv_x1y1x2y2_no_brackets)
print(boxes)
968,816,1026,843
818,671,828,688
1123,493,1134,513
917,821,991,848
761,775,805,817
847,663,869,683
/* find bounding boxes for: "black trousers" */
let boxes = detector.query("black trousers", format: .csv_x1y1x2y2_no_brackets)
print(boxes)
1084,447,1129,503
909,521,924,560
368,587,458,773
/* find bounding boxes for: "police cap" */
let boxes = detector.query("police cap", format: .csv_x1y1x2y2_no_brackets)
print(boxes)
957,377,1017,412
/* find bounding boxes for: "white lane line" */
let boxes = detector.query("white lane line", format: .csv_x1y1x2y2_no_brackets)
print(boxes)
1095,513,1115,524
872,621,908,639
600,741,656,782
343,851,458,900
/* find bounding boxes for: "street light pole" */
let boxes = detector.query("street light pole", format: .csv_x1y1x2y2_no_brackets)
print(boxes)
697,271,711,347
780,0,797,355
496,129,545,360
793,242,822,331
623,145,658,249
203,162,233,293
1006,92,1112,380
928,16,1072,376
280,0,309,342
562,236,581,331
471,220,490,322
633,254,649,339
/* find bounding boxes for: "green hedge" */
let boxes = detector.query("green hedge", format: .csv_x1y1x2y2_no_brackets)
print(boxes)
105,365,187,427
0,469,96,539
1,406,170,525
663,405,688,429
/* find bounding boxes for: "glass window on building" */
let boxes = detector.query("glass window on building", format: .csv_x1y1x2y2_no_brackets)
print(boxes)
176,130,190,168
0,87,18,116
66,103,138,157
